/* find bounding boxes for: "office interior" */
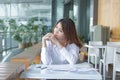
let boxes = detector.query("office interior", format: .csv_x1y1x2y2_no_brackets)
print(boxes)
0,0,120,80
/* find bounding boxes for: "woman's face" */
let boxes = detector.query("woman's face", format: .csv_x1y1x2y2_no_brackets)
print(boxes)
53,22,66,41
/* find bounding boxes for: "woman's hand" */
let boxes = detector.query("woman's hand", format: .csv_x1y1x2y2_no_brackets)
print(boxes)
49,35,58,44
42,33,53,41
42,33,53,47
50,35,64,48
42,33,63,48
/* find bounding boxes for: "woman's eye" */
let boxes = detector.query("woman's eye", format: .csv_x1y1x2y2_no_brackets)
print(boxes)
59,30,63,33
55,26,58,28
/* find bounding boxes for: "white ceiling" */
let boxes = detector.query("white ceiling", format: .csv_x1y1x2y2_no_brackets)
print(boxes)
0,0,51,4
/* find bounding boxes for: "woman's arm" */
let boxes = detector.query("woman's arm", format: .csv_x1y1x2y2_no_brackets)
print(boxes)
59,44,80,64
41,46,53,65
41,33,53,65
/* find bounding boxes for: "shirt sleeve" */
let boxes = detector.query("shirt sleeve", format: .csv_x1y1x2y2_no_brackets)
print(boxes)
60,44,80,64
41,41,53,65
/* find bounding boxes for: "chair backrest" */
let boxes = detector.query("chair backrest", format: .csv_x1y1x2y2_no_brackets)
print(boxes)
88,41,103,55
106,42,120,64
107,42,120,46
114,48,120,71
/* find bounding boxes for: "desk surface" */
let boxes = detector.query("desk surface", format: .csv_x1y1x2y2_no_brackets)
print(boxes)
20,63,102,80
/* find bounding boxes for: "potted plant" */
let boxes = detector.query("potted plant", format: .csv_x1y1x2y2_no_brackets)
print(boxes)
40,19,51,38
8,19,17,30
8,19,25,49
0,19,5,31
12,17,39,49
27,17,39,45
0,19,8,36
11,17,50,49
12,24,27,49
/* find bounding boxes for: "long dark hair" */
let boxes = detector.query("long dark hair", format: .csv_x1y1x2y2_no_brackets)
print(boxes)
53,18,83,48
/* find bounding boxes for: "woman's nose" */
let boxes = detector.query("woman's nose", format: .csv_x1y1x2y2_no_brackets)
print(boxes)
54,31,58,36
54,30,59,34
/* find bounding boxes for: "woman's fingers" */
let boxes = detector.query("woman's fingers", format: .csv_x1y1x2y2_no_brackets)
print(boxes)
43,33,54,41
46,33,53,36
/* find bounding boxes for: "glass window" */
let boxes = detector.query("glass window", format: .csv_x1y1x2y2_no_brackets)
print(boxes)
56,0,63,21
11,4,18,17
0,4,6,17
73,0,78,27
0,0,52,51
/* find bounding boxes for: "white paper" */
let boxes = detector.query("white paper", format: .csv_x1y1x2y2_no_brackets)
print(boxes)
29,62,94,72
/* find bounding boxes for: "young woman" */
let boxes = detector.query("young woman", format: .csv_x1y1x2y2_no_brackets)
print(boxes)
41,18,83,65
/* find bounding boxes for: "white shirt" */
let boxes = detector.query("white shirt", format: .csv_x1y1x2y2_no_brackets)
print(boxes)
41,41,80,65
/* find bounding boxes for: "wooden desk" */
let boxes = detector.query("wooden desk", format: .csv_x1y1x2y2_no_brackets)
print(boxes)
0,62,25,80
11,43,41,69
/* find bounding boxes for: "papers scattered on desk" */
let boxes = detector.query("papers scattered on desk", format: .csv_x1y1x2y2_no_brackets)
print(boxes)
70,68,97,72
28,62,96,73
47,67,97,72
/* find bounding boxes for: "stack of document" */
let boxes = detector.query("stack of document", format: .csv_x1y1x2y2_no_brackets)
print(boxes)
47,64,96,72
29,62,96,73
